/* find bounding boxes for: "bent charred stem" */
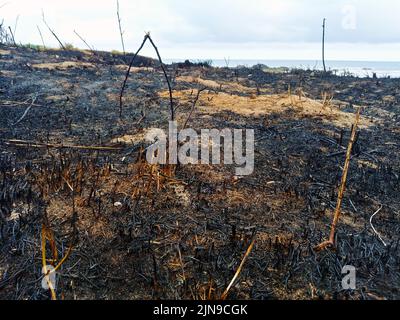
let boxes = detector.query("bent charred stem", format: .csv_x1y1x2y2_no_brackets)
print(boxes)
119,35,148,118
147,35,175,121
119,34,174,121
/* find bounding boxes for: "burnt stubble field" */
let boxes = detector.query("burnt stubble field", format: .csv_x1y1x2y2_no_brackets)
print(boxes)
0,44,399,300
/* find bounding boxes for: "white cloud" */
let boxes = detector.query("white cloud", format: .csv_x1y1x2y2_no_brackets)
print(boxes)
1,0,399,60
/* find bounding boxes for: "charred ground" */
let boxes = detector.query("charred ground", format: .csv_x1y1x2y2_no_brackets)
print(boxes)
0,44,399,300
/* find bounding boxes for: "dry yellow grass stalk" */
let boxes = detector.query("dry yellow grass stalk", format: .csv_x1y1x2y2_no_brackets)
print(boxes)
221,238,256,300
315,107,361,251
41,224,74,300
41,225,57,300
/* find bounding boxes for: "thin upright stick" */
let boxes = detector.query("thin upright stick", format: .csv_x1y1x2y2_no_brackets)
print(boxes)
42,10,65,50
322,18,327,73
315,108,361,251
13,15,19,39
8,26,16,45
73,30,95,53
37,25,46,48
116,0,126,55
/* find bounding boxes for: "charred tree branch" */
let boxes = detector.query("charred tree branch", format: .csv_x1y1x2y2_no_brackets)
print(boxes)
42,10,65,50
119,33,175,121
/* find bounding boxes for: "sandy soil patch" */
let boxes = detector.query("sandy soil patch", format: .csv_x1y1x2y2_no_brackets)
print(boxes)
176,76,269,94
111,128,161,145
159,89,373,128
0,49,11,55
32,61,95,70
114,65,155,73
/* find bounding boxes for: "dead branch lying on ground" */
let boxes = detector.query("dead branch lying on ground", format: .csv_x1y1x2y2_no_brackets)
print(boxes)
12,95,37,126
1,98,41,107
119,33,174,121
370,205,387,247
3,139,123,152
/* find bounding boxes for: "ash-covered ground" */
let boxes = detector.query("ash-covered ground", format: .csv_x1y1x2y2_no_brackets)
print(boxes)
0,44,399,300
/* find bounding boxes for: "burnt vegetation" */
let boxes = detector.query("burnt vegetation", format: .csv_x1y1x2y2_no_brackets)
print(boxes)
0,20,400,300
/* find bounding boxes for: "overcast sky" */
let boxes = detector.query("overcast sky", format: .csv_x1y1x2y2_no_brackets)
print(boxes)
1,0,400,61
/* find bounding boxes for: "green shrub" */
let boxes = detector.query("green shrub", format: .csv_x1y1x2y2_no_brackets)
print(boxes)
64,43,75,50
111,49,124,56
23,43,46,51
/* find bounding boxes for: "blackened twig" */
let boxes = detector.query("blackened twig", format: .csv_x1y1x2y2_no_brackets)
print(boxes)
42,10,65,50
183,87,207,130
119,35,149,118
73,30,95,53
37,25,46,48
8,26,16,46
147,35,175,121
119,34,175,121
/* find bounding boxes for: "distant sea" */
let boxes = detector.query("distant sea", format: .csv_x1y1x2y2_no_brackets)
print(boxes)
165,59,400,78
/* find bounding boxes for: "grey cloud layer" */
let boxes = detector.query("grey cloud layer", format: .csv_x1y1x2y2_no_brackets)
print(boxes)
1,0,399,51
153,0,400,43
